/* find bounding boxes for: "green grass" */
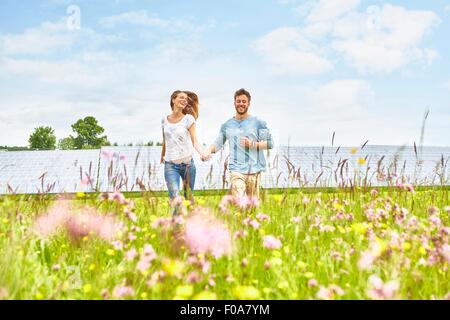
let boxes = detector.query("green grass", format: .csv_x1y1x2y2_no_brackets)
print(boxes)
0,187,449,300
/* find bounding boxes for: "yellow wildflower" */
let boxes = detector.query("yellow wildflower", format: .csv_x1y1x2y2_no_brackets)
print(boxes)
162,259,185,277
175,285,194,298
233,286,261,300
193,291,217,300
83,284,92,294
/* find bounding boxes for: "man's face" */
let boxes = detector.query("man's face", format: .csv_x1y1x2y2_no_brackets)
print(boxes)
234,95,250,115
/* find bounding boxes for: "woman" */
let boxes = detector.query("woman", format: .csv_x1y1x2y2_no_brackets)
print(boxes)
161,90,206,215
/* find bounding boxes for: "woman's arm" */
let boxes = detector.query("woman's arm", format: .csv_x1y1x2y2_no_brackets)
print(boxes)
188,123,205,156
160,128,166,164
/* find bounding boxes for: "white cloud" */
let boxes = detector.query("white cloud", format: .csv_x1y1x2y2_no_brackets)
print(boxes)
99,10,169,28
251,79,375,146
98,10,215,36
331,4,440,74
445,6,450,13
309,79,373,115
253,27,333,75
256,3,439,75
306,0,361,23
0,22,72,55
0,21,122,56
278,0,298,5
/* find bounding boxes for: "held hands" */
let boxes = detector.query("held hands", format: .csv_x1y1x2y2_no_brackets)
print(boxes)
160,156,165,164
201,151,212,162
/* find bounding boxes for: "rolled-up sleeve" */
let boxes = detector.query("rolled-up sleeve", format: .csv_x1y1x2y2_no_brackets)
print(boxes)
258,120,274,149
213,124,227,151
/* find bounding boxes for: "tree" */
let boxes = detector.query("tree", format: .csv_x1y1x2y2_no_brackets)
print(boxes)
71,116,110,149
28,126,56,150
58,137,75,150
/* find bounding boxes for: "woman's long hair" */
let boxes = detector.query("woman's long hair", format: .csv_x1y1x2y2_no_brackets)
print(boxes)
170,90,199,120
183,91,199,120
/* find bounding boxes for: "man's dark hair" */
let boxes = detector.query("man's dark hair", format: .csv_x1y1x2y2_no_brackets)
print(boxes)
234,88,251,101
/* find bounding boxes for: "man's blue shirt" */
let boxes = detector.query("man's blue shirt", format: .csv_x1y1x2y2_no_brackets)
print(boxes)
213,115,273,174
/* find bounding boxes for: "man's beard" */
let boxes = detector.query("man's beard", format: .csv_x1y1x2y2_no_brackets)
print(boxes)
236,106,248,115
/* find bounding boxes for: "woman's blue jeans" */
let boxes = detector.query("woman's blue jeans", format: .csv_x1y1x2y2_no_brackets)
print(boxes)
164,159,196,214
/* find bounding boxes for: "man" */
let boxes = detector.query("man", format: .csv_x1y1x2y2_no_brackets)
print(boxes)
203,88,273,199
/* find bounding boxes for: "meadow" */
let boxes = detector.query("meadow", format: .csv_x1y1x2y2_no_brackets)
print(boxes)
0,184,449,300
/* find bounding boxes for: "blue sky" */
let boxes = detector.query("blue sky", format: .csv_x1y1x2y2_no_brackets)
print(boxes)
0,0,449,147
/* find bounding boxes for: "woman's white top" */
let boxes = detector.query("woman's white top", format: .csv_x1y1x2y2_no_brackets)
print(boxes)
162,114,195,162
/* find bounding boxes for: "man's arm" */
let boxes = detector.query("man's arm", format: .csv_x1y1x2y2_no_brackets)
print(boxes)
256,119,273,150
203,124,226,160
240,120,273,150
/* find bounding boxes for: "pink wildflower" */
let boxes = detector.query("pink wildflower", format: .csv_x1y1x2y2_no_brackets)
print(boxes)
146,271,166,287
302,196,310,204
256,213,270,222
64,210,121,243
152,217,172,229
136,244,157,272
367,275,399,300
125,248,138,261
101,151,112,160
429,215,441,227
358,251,376,270
405,183,415,193
125,210,137,223
128,232,137,242
218,195,234,213
441,244,450,264
249,219,260,229
112,284,135,299
112,240,124,250
263,235,282,250
136,259,151,273
247,196,260,209
187,271,202,283
234,230,248,239
184,208,232,258
52,264,61,271
108,190,126,204
428,206,440,215
33,201,71,237
316,285,344,300
308,279,318,287
370,189,378,196
234,196,250,210
292,216,301,224
316,286,330,299
143,244,157,259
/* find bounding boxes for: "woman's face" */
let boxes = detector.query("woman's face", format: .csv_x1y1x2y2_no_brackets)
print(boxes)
172,92,188,110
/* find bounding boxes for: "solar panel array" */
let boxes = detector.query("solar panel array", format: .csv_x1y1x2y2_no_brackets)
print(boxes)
0,150,100,194
0,145,449,194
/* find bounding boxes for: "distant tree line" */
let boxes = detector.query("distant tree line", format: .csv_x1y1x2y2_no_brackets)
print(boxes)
0,116,162,151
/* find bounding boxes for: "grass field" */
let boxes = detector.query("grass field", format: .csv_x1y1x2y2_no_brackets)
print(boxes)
0,186,449,300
